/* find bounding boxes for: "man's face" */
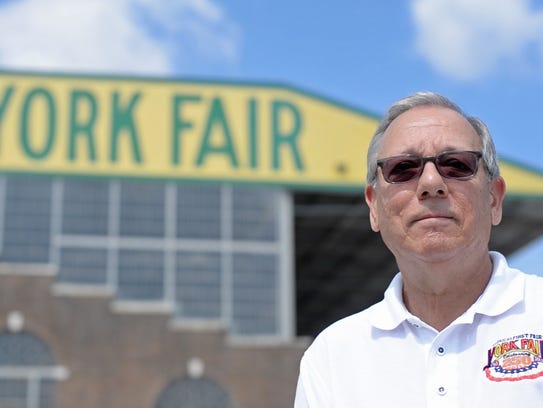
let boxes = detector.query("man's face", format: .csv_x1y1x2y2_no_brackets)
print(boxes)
365,105,506,264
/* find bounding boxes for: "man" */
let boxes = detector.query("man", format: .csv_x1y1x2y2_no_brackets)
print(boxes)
294,92,543,407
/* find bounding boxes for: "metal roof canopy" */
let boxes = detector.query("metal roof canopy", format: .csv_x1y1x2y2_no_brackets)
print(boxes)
294,192,543,338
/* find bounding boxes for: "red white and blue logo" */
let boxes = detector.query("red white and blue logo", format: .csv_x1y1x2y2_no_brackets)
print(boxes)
484,334,543,382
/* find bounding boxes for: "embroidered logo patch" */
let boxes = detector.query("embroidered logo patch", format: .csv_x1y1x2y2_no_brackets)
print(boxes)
484,334,543,382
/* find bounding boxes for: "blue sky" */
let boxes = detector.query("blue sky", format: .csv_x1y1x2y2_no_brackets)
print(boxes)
0,0,541,275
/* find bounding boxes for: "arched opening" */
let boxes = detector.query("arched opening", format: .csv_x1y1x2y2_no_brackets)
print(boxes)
155,377,234,408
0,330,68,408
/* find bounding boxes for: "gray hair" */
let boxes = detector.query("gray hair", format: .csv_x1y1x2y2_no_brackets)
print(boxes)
366,91,500,186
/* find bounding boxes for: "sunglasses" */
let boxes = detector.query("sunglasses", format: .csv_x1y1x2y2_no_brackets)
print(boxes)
376,150,483,184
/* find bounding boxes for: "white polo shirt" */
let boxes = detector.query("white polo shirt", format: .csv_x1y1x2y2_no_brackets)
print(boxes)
295,252,543,407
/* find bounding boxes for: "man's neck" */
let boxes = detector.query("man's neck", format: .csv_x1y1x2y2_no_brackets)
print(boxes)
399,253,493,332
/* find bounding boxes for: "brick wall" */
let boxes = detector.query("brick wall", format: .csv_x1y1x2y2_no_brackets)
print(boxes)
0,272,308,407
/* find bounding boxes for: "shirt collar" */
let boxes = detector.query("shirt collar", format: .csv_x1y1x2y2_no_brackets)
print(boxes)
465,251,524,318
368,251,525,331
369,272,410,330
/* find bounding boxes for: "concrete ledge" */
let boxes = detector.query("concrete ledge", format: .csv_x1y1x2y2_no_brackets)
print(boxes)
0,263,57,276
52,283,114,298
110,300,174,314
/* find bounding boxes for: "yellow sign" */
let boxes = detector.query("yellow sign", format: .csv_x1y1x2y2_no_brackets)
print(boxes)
0,71,542,196
0,71,378,191
500,161,543,197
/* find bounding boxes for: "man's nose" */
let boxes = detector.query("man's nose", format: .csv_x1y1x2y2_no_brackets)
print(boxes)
416,162,448,199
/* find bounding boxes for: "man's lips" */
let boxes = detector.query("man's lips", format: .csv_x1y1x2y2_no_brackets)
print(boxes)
411,213,455,224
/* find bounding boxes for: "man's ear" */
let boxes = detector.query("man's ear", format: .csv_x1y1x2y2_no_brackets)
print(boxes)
489,176,506,226
365,185,380,232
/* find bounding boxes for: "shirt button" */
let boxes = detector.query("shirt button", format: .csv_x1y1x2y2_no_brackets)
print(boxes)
437,346,445,355
437,386,447,396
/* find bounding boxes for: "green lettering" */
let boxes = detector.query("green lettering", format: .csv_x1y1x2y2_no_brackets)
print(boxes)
248,98,258,169
0,86,15,156
0,86,15,140
172,94,201,165
272,100,304,171
196,98,238,167
110,92,142,163
69,89,97,161
21,88,56,160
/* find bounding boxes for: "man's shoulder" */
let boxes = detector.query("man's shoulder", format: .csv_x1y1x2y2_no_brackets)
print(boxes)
502,259,543,291
523,271,543,283
522,270,543,298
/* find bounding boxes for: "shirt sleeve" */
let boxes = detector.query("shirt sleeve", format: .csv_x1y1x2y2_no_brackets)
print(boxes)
294,374,309,407
294,342,332,407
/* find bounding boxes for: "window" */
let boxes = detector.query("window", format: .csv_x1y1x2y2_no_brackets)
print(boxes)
232,186,277,241
0,176,293,338
62,180,108,235
117,249,164,300
0,330,67,408
177,184,221,239
58,248,108,285
120,182,165,237
0,177,51,263
175,251,221,319
232,253,278,335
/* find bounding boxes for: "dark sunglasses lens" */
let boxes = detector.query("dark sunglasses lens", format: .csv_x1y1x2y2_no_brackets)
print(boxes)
382,157,423,183
436,152,478,178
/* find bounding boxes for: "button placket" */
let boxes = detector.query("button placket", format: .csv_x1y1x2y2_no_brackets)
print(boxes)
426,330,459,406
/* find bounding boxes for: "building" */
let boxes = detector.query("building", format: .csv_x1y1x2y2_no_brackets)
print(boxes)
1,71,542,407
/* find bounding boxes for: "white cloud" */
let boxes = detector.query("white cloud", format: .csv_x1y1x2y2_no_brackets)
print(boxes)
410,0,543,80
0,0,241,75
